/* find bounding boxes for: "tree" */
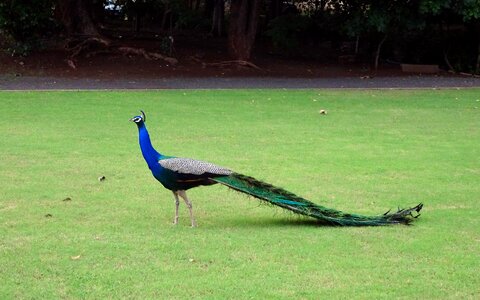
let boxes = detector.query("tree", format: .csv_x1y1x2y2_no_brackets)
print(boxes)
55,0,100,37
210,0,225,36
228,0,262,60
342,0,426,70
421,0,480,72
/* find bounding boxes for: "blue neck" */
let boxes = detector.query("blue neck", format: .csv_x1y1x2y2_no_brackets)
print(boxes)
137,122,162,166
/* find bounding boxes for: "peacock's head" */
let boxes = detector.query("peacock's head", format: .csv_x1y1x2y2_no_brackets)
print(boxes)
130,110,146,124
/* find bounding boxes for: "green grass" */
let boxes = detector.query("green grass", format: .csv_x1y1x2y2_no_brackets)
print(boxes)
0,89,479,299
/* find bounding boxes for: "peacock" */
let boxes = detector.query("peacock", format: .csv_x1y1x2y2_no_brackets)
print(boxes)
130,111,423,227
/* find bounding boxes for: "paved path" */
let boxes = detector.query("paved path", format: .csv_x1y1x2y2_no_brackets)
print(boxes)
1,74,480,90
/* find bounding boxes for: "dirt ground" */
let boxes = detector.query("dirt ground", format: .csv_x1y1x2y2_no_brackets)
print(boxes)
0,49,393,79
1,37,480,89
0,35,408,78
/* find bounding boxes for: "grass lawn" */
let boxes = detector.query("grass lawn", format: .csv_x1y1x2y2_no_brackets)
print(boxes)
0,89,479,299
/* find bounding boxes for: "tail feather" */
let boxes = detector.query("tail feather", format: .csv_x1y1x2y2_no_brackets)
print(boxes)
212,173,423,226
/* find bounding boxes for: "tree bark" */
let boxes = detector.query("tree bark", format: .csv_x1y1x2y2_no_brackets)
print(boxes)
210,0,225,36
476,41,480,73
266,0,282,22
476,22,480,73
56,0,99,37
204,0,215,17
374,34,387,71
228,0,262,60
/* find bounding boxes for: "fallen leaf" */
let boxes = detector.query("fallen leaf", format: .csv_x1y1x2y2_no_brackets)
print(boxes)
71,255,81,260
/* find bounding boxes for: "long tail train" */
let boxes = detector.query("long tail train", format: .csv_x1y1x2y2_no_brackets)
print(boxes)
212,173,423,226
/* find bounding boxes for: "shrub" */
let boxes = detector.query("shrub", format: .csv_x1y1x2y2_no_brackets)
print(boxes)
266,14,314,55
0,0,57,55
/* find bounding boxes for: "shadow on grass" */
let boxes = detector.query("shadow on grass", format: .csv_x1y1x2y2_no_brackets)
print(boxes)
207,216,338,229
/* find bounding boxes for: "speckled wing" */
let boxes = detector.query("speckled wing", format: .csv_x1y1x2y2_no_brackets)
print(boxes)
159,157,232,176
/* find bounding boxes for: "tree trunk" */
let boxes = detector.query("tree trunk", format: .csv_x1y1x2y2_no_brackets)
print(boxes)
374,34,387,71
355,35,360,55
210,0,225,36
161,5,172,31
133,13,142,33
194,0,201,11
476,41,480,73
204,0,215,17
267,0,282,22
56,0,99,37
228,0,262,60
476,22,480,73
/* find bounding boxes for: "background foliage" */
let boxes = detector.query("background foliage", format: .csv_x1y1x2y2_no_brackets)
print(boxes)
0,0,479,72
0,0,57,55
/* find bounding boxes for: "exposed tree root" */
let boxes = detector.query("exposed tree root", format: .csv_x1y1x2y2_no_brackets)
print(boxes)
117,47,178,65
458,72,480,78
66,37,111,59
64,36,178,69
198,58,263,71
66,59,77,69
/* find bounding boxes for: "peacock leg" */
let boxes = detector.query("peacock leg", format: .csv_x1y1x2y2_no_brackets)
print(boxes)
178,190,197,227
172,191,180,225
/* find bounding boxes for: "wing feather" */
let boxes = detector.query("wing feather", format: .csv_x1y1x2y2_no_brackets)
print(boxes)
159,157,232,176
